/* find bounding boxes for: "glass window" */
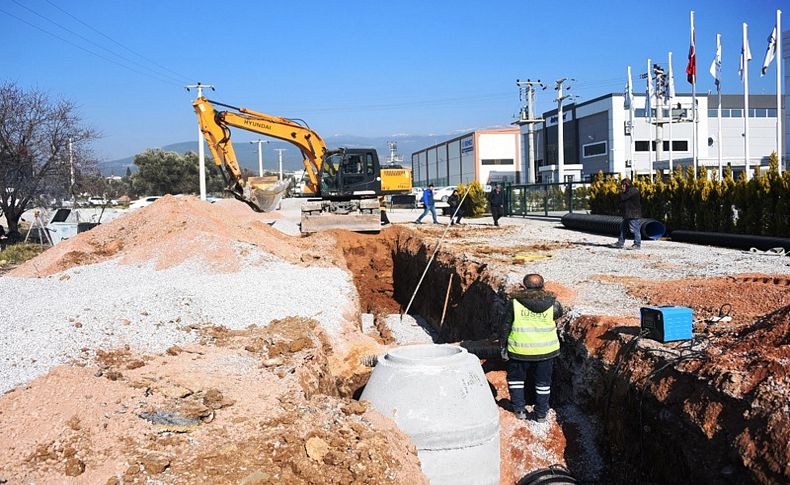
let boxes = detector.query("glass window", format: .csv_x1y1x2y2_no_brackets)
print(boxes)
662,109,670,118
635,141,650,152
583,141,607,157
634,108,646,118
708,109,718,118
366,153,375,175
672,140,689,151
730,109,742,117
721,109,731,118
481,159,514,165
766,108,777,117
755,109,767,118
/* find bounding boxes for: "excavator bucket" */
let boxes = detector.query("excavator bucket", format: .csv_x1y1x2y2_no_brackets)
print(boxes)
245,176,289,212
301,212,381,233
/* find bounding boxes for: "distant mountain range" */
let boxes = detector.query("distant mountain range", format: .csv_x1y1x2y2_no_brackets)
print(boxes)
99,134,453,176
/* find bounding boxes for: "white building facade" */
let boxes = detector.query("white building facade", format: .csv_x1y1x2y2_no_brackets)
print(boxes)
411,128,521,188
519,93,784,182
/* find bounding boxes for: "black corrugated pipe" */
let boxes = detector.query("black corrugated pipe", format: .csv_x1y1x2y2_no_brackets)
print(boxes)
459,339,501,360
670,230,790,251
518,464,578,485
561,213,666,240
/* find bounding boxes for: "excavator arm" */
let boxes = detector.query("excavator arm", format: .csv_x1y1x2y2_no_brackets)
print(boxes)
192,96,328,210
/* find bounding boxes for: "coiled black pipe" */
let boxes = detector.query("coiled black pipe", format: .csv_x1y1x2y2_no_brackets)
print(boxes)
670,230,790,251
561,213,666,240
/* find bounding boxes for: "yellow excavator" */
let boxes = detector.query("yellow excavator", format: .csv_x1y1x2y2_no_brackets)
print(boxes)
193,97,411,233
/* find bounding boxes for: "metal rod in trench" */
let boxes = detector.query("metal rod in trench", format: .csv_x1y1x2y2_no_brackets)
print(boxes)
401,188,470,321
440,273,453,329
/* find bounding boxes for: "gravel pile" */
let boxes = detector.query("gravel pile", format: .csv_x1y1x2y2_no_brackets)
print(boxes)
0,257,356,394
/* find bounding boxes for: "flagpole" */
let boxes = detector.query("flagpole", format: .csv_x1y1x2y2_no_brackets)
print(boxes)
668,51,674,174
717,34,723,179
743,23,751,180
628,65,636,180
647,58,654,181
690,11,698,178
777,9,783,175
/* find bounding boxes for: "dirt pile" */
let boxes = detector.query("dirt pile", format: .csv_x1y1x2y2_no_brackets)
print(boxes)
615,273,790,325
9,196,335,277
0,317,425,484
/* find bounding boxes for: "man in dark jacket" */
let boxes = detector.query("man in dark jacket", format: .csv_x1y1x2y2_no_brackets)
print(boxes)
488,184,505,226
499,273,564,422
447,189,463,225
612,178,642,250
414,184,438,224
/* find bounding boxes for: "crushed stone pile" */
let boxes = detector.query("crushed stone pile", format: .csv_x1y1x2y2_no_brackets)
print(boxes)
1,196,359,394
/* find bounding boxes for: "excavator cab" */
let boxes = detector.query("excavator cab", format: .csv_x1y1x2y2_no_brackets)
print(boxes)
319,148,382,197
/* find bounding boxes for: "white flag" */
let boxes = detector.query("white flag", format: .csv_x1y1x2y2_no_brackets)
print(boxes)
667,58,676,102
740,31,752,81
624,66,634,111
761,26,777,76
710,33,722,92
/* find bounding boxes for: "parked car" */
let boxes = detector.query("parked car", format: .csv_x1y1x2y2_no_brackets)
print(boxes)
129,196,162,210
87,196,110,206
433,186,456,203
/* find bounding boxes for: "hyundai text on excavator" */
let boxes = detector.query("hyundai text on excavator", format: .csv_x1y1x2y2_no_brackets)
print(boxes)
192,96,411,233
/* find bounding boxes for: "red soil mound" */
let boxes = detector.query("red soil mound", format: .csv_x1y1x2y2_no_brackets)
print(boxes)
10,196,307,277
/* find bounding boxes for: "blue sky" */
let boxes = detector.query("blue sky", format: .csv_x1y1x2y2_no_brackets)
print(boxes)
1,0,785,161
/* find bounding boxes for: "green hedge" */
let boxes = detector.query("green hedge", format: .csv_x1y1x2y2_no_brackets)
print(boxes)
589,153,790,237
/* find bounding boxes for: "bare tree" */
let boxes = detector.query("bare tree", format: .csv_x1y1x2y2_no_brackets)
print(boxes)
0,82,97,237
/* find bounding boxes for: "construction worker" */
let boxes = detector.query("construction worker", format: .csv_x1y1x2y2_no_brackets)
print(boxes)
499,273,564,422
414,184,438,224
488,184,504,226
611,178,642,250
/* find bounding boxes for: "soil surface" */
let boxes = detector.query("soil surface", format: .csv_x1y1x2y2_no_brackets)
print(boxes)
0,318,425,484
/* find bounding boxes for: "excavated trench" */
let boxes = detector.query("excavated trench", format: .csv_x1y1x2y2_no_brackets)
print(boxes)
333,227,786,485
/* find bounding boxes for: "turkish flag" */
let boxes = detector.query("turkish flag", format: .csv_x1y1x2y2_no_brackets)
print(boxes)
686,24,696,84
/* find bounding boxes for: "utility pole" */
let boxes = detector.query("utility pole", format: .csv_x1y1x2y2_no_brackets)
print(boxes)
275,148,287,181
554,78,575,183
185,82,215,200
68,137,75,204
515,79,545,184
250,139,271,177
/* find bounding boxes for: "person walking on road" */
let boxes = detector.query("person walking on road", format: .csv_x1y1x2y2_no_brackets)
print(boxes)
414,184,438,224
447,189,463,225
500,273,564,422
612,178,642,250
488,184,505,226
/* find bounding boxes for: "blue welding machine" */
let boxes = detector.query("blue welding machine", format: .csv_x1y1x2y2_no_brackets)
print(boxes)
640,306,693,343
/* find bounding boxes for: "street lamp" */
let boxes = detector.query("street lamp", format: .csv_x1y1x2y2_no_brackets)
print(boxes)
249,139,271,177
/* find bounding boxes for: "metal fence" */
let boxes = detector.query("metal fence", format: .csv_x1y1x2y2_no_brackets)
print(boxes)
505,181,593,218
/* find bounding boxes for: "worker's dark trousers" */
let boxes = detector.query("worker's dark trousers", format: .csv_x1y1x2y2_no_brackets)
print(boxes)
507,358,553,417
491,206,504,226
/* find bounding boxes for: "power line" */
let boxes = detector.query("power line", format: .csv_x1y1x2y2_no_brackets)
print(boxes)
43,0,194,83
0,7,179,86
9,0,187,85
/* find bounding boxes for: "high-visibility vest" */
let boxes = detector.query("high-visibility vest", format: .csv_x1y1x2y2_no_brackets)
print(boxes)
507,299,560,357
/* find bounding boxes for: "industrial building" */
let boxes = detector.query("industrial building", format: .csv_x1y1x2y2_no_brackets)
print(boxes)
515,93,785,183
410,128,521,188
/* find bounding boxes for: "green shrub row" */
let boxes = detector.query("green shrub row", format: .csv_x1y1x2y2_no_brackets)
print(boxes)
589,153,790,237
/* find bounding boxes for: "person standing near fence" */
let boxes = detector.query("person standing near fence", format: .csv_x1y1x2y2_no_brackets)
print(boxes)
488,184,504,226
611,178,642,250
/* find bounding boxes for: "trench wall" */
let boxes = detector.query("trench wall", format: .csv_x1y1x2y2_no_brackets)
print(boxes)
389,232,786,485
